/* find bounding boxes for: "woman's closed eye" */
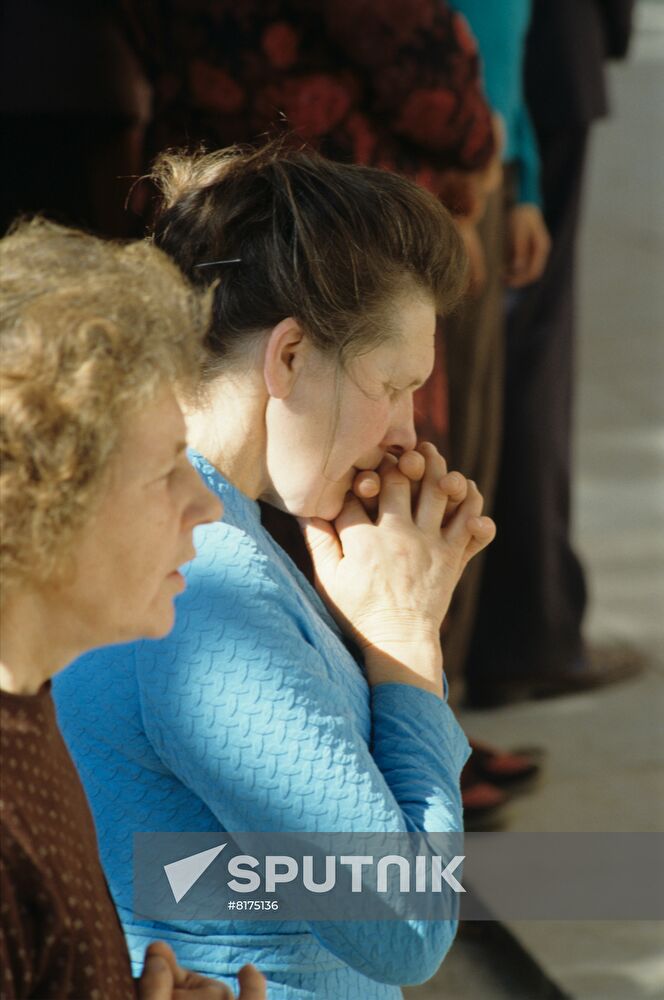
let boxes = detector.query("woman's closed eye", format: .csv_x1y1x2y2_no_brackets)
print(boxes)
145,466,176,489
386,383,406,400
150,453,189,487
386,375,425,400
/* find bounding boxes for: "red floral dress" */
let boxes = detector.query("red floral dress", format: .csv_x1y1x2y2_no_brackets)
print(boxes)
125,0,493,185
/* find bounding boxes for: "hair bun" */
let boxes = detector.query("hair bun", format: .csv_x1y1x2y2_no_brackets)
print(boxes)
151,146,240,209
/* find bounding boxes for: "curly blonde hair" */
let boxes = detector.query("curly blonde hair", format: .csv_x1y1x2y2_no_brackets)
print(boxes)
0,217,206,594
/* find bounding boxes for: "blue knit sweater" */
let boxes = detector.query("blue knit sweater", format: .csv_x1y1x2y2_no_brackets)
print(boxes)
54,451,470,999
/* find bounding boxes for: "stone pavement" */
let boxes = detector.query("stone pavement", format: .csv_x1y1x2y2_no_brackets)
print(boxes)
406,5,664,998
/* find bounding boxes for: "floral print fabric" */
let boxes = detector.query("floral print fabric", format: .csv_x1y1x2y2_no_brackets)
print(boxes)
124,0,495,192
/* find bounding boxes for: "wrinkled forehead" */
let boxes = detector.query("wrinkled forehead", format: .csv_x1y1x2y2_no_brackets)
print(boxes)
354,295,437,385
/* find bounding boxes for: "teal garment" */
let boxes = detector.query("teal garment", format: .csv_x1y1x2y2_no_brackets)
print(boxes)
53,451,471,999
450,0,541,204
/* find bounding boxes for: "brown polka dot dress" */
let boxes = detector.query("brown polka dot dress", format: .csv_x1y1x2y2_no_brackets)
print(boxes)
0,683,135,998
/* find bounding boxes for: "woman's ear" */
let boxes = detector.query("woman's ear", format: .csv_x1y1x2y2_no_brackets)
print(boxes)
263,317,307,399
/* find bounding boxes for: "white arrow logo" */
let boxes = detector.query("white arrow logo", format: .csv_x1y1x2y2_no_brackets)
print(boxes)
164,843,227,903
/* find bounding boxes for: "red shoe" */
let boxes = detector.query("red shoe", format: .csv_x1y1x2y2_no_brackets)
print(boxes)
469,738,544,790
461,761,510,831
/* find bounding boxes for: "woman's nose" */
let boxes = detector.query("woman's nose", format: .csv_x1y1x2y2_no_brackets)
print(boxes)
383,395,417,454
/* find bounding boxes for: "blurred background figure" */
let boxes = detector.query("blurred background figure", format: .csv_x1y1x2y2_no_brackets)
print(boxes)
0,0,151,236
433,0,552,827
440,0,550,695
465,0,643,707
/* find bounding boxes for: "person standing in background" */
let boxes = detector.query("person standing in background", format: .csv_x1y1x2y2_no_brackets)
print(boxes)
420,0,550,826
465,0,641,706
441,0,550,696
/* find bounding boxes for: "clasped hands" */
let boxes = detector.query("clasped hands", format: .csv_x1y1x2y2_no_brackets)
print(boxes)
298,443,495,697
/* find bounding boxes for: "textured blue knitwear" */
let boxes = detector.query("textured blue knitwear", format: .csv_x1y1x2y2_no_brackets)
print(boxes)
54,451,471,999
450,0,541,205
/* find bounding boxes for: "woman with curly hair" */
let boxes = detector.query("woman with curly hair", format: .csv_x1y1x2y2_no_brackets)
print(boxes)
55,145,496,998
0,218,265,1000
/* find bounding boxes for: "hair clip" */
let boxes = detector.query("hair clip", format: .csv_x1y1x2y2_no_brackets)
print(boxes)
193,258,242,269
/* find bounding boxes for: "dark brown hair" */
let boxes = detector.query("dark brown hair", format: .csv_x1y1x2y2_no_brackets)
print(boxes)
151,142,467,378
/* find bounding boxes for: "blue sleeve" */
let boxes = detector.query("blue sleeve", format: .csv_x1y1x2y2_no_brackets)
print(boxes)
514,102,542,206
136,545,470,985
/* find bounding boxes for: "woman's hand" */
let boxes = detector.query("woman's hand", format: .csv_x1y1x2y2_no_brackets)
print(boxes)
299,443,495,697
352,447,468,527
138,942,266,999
351,450,426,511
505,203,551,288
